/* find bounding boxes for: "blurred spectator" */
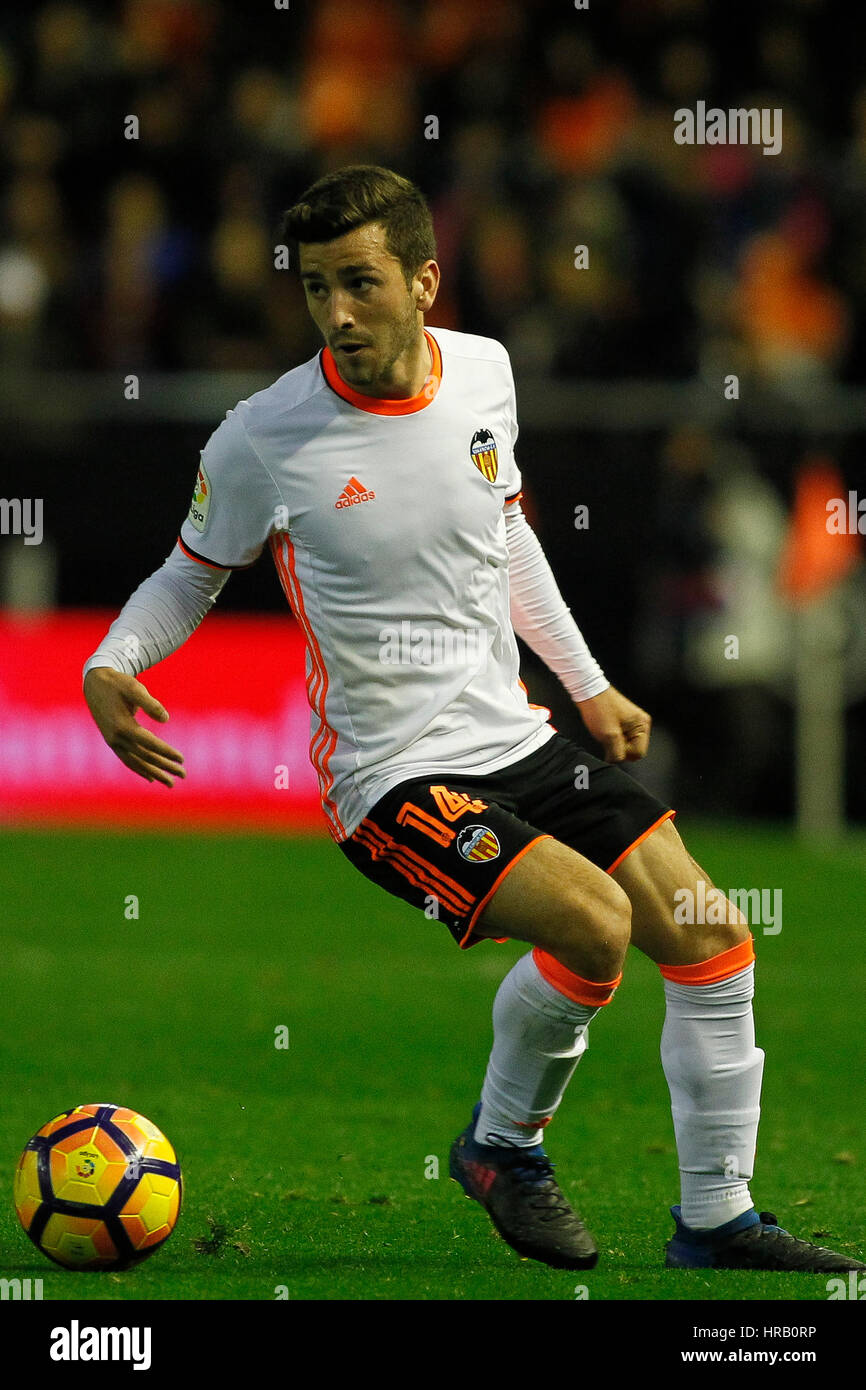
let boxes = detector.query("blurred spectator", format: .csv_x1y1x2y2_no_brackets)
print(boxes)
734,229,849,390
637,427,792,812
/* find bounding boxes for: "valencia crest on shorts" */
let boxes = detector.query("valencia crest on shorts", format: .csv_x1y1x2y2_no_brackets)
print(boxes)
470,428,498,482
457,824,501,862
338,732,675,950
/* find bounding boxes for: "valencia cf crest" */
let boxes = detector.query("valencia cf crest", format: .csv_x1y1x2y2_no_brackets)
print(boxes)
470,428,498,483
457,824,501,863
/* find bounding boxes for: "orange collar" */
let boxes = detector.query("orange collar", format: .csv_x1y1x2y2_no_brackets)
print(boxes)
320,329,441,415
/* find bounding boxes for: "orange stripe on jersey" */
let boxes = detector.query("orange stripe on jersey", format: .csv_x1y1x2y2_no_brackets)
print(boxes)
516,676,551,721
605,809,676,875
321,329,442,416
285,548,342,835
658,936,755,985
505,491,523,505
353,824,474,917
269,533,345,839
271,535,325,727
273,538,327,738
357,819,475,908
273,542,325,717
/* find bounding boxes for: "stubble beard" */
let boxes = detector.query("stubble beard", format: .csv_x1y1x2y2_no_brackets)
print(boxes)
354,298,421,392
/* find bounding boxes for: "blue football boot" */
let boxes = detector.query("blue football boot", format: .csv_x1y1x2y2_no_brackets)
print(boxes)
450,1103,598,1270
665,1204,866,1271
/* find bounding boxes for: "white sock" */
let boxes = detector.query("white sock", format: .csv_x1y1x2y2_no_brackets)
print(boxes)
661,962,764,1229
475,951,599,1148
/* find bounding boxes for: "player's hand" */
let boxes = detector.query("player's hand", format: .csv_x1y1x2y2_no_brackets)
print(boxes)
83,668,185,787
575,685,651,763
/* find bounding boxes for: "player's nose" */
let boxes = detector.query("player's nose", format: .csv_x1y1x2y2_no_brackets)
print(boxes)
325,291,355,333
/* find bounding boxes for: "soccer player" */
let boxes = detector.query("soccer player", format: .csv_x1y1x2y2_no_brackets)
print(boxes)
83,166,862,1274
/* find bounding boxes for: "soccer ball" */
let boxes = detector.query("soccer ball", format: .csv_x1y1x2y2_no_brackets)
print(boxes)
14,1104,182,1270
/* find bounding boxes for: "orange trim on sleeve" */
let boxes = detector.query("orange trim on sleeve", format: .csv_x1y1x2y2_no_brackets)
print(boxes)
321,329,442,415
532,948,622,1006
177,536,231,571
658,935,755,985
606,809,676,874
505,491,523,504
459,833,552,947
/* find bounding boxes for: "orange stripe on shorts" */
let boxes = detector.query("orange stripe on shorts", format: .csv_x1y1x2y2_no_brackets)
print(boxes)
361,819,474,906
353,823,475,917
606,809,676,875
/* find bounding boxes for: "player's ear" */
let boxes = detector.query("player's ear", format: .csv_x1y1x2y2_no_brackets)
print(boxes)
416,259,440,311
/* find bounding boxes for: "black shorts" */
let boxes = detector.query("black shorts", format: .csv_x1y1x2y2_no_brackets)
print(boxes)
339,731,675,948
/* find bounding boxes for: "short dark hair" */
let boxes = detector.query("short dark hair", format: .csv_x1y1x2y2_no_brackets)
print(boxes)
280,165,437,287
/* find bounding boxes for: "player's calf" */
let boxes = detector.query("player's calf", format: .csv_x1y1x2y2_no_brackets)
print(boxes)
452,832,634,1270
610,820,766,1232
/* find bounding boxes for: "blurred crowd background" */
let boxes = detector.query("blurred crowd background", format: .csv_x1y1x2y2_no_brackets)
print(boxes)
1,0,864,821
2,0,864,380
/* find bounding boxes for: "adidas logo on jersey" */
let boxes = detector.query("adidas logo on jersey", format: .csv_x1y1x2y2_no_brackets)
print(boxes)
335,477,376,509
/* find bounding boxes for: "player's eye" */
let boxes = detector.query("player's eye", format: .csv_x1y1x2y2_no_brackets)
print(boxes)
304,279,375,296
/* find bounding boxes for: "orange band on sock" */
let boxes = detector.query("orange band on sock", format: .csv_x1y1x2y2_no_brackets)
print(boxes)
658,935,755,985
532,947,622,1006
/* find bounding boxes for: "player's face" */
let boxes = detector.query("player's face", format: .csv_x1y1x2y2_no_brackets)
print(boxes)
299,223,438,398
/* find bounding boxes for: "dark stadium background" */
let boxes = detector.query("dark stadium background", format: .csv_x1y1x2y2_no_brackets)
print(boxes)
2,0,864,822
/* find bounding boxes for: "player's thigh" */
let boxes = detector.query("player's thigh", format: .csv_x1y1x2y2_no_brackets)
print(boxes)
339,774,630,980
611,816,750,965
473,834,631,978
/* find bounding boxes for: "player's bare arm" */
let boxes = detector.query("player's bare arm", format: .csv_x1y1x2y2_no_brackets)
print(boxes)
83,667,185,787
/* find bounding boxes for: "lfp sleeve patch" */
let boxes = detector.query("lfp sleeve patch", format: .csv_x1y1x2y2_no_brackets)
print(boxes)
188,457,211,533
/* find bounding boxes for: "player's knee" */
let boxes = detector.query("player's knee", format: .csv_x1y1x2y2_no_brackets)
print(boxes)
561,876,631,981
683,893,752,961
715,901,752,951
590,877,632,977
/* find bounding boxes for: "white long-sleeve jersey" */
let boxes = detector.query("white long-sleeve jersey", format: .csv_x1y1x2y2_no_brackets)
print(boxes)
84,327,608,839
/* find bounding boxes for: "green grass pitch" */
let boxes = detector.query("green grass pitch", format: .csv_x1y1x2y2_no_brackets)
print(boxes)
1,820,864,1302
